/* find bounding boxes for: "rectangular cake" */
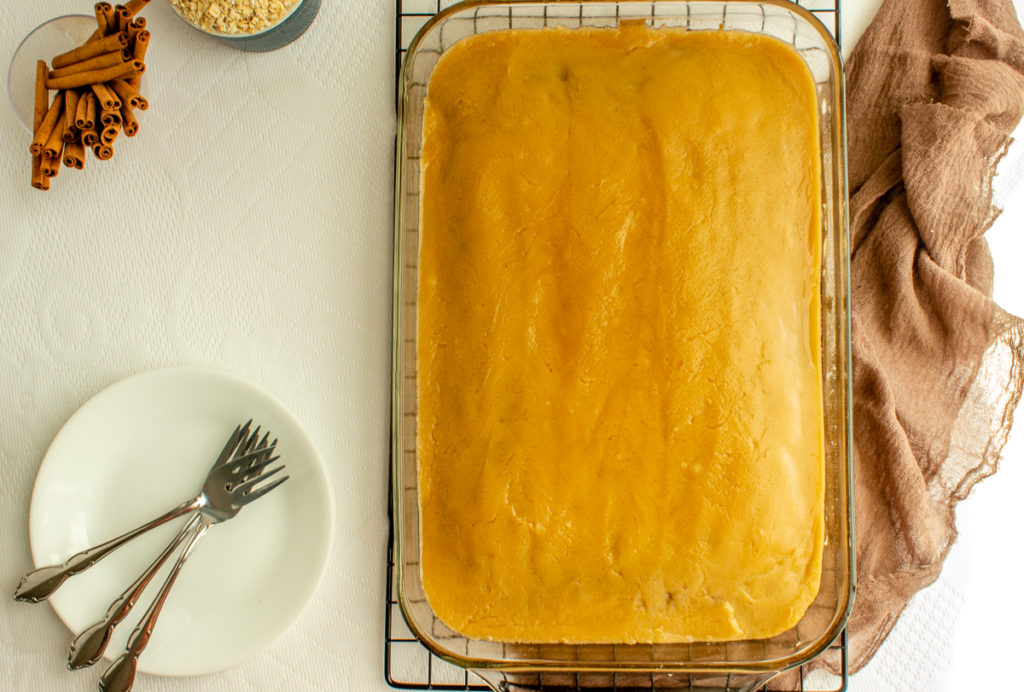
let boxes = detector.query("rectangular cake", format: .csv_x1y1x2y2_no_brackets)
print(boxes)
416,23,824,644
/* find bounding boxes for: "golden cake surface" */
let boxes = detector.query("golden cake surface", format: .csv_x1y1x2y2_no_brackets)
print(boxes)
416,24,824,644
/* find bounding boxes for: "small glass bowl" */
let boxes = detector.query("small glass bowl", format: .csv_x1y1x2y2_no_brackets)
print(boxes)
7,15,96,134
166,0,321,52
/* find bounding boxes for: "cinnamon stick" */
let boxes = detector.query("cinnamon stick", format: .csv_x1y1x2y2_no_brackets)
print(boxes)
90,82,119,111
63,90,80,143
91,3,109,41
134,95,149,110
132,30,149,62
41,153,59,178
82,127,100,147
127,30,149,89
43,118,66,161
32,61,50,190
101,122,120,145
127,18,145,50
49,50,130,80
116,6,131,33
124,0,151,15
100,4,116,33
46,61,143,90
64,140,85,169
31,93,63,156
33,61,48,131
109,79,140,109
127,21,142,45
93,143,113,160
121,104,138,136
100,108,121,128
32,155,48,190
74,90,90,129
52,32,127,69
87,3,116,42
84,92,97,129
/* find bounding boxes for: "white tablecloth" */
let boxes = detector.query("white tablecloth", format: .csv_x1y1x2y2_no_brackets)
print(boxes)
0,1,1020,690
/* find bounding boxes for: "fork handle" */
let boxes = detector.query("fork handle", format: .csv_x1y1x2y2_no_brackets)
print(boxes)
99,518,209,692
13,498,201,603
67,512,203,670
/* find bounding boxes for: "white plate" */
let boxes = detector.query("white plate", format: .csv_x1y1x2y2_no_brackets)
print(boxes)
28,367,333,676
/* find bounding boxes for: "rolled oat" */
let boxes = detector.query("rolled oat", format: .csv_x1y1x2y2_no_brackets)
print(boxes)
169,0,299,35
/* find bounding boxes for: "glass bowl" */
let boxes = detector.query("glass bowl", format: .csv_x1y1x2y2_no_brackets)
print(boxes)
392,2,853,690
7,15,96,134
165,0,321,52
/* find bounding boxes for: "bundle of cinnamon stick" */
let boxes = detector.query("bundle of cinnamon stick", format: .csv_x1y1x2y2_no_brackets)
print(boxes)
31,0,152,190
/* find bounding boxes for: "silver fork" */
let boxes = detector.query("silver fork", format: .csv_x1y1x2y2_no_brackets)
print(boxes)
14,421,284,603
66,425,281,669
66,513,202,670
98,446,289,692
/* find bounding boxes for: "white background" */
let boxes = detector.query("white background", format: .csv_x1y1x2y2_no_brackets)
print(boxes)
0,1,1020,691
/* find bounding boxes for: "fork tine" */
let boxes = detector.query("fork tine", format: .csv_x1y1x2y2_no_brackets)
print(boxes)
239,475,290,505
244,426,262,453
237,421,253,448
213,422,247,468
237,454,281,480
233,465,286,496
245,427,262,454
224,443,278,472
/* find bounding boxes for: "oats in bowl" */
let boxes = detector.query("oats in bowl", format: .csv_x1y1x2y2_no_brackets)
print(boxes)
169,0,299,36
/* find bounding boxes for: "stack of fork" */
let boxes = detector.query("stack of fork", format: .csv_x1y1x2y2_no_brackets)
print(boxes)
13,421,288,692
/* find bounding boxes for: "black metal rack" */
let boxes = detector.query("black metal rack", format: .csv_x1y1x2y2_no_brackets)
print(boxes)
387,521,848,690
389,2,846,689
396,0,840,83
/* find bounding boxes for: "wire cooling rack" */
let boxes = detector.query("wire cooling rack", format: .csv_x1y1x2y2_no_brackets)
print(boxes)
389,2,846,690
386,522,848,691
396,0,840,83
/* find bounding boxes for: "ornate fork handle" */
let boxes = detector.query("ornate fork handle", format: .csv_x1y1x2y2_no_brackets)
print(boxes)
99,517,210,692
13,498,202,603
67,512,203,670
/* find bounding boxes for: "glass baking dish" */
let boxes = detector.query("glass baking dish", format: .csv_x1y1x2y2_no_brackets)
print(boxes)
391,2,852,689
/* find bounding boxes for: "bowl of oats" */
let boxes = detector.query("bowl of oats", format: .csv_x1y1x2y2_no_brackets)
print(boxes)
168,0,320,51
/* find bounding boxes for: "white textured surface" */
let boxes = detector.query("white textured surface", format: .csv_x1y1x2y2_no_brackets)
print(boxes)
0,0,394,690
0,1,1021,690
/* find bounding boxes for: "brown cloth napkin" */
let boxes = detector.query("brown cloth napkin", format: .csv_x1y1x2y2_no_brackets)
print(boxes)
829,0,1024,676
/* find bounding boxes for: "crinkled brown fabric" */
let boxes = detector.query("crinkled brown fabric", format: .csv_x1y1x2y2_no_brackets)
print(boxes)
810,0,1024,680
